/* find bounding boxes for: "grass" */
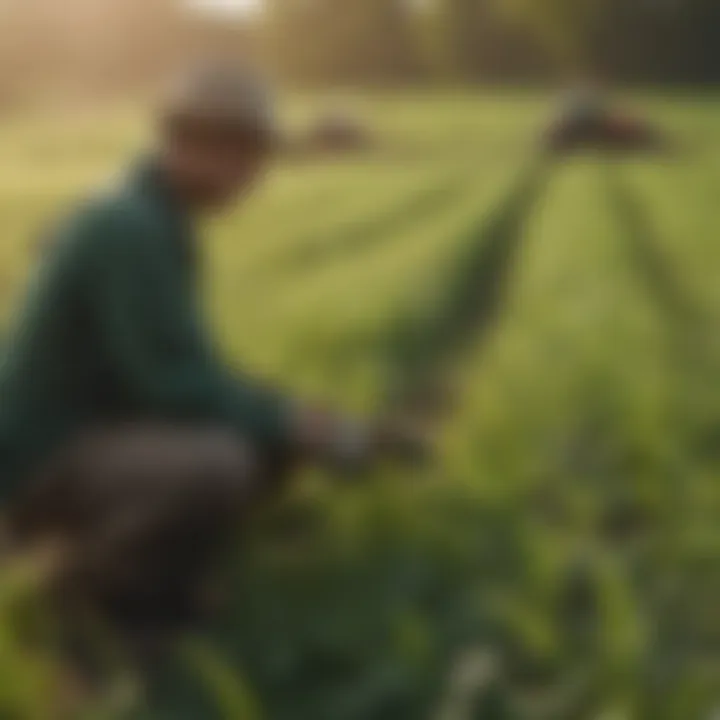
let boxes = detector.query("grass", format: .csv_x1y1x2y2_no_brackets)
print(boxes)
2,92,720,718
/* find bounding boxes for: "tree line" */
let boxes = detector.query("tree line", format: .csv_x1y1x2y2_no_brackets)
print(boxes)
265,0,720,85
1,0,719,102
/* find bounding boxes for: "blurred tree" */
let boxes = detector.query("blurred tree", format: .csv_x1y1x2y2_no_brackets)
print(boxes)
438,0,550,82
495,0,720,83
497,0,602,73
410,0,455,81
2,0,720,96
267,0,423,85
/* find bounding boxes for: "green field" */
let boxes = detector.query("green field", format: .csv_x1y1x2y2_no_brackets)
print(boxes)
2,93,720,719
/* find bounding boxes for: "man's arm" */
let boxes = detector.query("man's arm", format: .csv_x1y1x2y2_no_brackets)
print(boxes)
82,207,430,470
84,209,290,448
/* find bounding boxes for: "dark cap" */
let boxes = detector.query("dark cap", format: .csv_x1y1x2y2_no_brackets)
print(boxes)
162,63,275,138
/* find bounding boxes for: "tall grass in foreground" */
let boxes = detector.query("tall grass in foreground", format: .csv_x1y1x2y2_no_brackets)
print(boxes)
2,93,720,719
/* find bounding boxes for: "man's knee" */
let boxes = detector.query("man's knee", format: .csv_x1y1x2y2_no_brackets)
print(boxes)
11,425,260,545
180,428,259,510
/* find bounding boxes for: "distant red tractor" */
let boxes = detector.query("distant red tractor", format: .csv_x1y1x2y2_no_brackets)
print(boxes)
305,108,373,154
546,111,669,154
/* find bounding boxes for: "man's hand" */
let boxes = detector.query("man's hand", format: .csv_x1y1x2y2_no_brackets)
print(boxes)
290,404,433,474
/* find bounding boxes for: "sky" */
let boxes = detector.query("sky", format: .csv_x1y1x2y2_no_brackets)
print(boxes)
188,0,262,17
188,0,431,17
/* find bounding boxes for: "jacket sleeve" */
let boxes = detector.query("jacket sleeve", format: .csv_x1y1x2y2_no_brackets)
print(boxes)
83,208,290,448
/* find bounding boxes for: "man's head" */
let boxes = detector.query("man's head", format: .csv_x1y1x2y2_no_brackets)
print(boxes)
159,64,276,211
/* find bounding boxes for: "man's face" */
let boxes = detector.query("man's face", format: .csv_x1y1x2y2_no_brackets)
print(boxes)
167,124,272,210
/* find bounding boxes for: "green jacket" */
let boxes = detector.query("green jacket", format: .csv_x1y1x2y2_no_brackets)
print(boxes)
0,160,289,501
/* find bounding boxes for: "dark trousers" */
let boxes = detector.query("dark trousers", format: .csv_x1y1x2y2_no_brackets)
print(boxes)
7,424,293,668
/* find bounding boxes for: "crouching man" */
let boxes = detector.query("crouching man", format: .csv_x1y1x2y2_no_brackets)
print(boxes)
0,65,426,675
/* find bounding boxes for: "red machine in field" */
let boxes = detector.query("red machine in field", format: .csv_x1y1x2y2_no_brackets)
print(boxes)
547,111,669,154
306,107,373,153
545,85,670,154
